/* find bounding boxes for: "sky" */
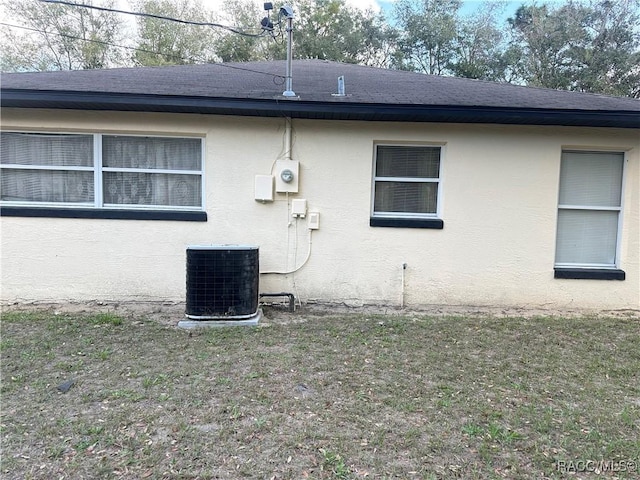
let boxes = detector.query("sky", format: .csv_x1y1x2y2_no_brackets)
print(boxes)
351,0,512,14
2,0,578,44
215,0,529,18
99,0,531,36
201,0,559,24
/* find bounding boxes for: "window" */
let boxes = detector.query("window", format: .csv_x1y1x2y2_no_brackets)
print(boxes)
0,132,205,220
554,150,625,280
371,144,443,228
1,133,95,204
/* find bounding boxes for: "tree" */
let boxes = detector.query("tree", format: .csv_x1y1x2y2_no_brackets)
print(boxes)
132,0,218,66
1,0,123,71
508,3,587,89
352,9,398,68
214,0,396,66
578,0,640,97
448,3,512,81
285,0,394,65
508,0,640,97
393,0,461,74
267,1,392,65
214,0,266,63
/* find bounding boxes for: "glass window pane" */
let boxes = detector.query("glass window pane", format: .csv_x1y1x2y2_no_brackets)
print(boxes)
103,136,202,171
555,210,619,265
374,181,438,214
0,132,93,167
103,172,201,207
0,169,94,203
559,151,623,207
376,146,440,178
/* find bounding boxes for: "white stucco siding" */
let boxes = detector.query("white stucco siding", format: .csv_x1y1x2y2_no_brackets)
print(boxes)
1,218,198,301
1,109,638,310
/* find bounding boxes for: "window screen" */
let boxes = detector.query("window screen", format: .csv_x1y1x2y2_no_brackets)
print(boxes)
1,132,204,210
0,133,94,204
555,151,624,267
102,136,202,208
373,145,441,217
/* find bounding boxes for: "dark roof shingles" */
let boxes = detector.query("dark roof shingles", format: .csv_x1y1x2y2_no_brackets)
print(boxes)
3,59,639,112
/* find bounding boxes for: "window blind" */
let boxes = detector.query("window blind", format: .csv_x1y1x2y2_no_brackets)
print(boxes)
555,151,623,267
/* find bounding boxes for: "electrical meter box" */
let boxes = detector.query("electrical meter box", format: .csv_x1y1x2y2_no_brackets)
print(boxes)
275,160,299,193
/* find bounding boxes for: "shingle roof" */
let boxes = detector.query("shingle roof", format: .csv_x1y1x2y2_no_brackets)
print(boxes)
2,60,639,128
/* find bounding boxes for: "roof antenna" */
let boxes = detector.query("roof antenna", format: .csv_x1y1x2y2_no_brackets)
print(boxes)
280,5,296,97
261,3,274,31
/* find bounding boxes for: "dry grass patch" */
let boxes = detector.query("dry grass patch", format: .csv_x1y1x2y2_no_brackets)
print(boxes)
1,310,639,479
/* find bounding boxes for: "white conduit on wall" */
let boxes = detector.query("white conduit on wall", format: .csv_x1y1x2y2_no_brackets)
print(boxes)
260,116,311,275
260,227,313,275
284,117,292,161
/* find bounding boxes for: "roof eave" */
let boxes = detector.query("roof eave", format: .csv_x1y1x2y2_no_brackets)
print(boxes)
1,89,638,128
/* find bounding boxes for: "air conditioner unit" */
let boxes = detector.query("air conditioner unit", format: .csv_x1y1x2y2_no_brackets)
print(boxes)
185,245,259,320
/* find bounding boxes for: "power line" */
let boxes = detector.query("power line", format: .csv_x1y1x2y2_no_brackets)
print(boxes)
0,22,285,81
1,22,191,63
37,0,266,38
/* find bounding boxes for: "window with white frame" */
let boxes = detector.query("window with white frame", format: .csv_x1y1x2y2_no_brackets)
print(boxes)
555,150,624,269
0,132,204,211
372,145,442,218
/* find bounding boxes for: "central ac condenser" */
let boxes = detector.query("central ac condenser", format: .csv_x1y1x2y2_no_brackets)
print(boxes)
185,245,259,320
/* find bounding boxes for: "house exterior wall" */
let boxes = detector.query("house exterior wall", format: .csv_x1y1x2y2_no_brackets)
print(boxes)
2,108,639,310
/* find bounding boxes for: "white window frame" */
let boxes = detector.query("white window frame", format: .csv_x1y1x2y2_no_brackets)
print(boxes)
0,131,206,212
555,149,626,270
371,143,444,219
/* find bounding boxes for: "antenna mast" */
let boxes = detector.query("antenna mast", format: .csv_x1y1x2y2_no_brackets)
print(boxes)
280,5,295,97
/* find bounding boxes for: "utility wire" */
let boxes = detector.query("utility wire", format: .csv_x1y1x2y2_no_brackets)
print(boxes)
1,22,191,63
0,22,286,81
37,0,266,37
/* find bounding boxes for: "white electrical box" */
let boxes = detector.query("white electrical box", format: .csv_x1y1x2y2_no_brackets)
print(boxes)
291,199,307,218
308,211,320,229
275,160,299,193
254,175,274,202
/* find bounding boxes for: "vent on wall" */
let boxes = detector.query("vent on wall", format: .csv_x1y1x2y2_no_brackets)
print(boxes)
185,245,259,320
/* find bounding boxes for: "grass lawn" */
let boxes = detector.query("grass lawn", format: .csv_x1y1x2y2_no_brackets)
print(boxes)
1,309,639,479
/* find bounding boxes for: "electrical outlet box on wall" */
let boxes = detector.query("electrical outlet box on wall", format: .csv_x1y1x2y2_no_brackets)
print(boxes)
254,175,274,202
291,199,307,218
275,160,299,193
308,211,320,229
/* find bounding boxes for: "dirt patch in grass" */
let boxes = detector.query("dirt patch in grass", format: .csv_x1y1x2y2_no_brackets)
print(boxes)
1,308,639,479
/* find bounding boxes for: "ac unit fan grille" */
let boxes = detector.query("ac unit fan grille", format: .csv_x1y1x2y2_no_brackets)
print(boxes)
186,246,259,319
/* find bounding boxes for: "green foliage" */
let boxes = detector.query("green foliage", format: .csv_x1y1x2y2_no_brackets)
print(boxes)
508,0,640,96
319,448,352,479
214,0,264,62
393,0,462,74
89,312,124,326
282,0,394,66
214,0,395,65
132,0,217,65
449,3,513,81
392,0,640,95
462,422,484,437
1,0,123,71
